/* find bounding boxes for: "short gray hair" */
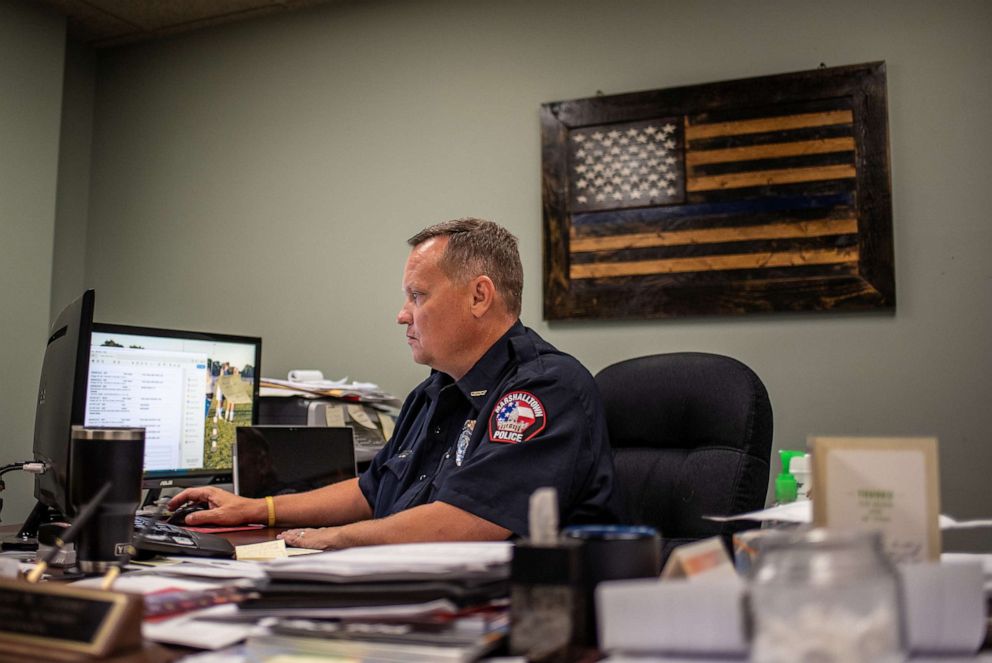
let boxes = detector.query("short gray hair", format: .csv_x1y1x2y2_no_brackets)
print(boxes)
407,218,523,317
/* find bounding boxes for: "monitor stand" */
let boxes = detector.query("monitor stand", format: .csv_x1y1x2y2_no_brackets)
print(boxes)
141,488,163,509
0,500,63,551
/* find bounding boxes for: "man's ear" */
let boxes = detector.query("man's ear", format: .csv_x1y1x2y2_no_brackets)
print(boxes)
470,276,496,318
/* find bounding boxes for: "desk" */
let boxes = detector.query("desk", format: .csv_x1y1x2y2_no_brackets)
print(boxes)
4,523,991,662
208,525,285,547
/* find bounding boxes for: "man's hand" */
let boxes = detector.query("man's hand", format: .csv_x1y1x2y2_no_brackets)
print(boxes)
167,486,265,526
278,527,341,550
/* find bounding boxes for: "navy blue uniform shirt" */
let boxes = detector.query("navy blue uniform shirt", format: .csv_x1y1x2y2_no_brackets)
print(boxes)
358,321,623,536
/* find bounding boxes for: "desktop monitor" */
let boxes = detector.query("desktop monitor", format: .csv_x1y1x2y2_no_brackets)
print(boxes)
31,289,95,518
85,324,262,490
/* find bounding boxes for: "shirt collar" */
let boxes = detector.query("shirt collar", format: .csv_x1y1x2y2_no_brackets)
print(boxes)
452,320,525,403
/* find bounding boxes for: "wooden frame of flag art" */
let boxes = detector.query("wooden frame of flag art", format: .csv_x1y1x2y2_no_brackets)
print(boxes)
540,62,895,320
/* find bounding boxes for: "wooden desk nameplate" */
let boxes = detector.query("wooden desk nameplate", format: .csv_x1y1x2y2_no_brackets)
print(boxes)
0,577,143,660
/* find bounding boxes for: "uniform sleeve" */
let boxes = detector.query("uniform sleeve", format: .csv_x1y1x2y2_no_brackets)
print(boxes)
432,357,618,536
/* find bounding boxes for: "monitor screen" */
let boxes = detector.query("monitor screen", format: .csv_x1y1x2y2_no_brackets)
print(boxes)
85,324,261,488
32,290,94,517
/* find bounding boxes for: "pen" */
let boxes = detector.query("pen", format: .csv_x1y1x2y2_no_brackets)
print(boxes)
26,481,113,583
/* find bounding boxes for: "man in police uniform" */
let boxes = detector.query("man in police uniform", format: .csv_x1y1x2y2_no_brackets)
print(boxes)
170,218,622,549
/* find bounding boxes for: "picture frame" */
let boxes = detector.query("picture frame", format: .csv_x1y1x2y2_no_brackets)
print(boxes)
810,436,940,563
541,62,894,320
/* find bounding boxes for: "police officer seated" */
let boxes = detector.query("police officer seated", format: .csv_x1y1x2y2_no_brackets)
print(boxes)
169,218,622,550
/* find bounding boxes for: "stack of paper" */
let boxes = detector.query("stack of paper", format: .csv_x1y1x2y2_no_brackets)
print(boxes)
239,542,512,618
264,541,513,582
246,615,507,663
260,376,400,404
240,542,513,660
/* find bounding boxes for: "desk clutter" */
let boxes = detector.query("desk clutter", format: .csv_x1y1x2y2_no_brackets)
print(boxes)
4,527,990,662
258,370,403,464
598,533,989,661
62,542,511,659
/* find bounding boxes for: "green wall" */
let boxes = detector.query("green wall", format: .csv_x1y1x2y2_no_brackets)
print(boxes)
0,0,65,523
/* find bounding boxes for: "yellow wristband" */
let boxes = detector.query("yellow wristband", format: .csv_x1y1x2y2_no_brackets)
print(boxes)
265,495,276,527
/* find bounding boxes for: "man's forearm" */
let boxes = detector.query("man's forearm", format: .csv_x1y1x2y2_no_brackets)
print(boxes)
270,478,373,527
283,500,511,550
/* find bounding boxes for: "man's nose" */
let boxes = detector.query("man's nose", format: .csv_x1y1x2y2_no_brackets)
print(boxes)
397,306,411,325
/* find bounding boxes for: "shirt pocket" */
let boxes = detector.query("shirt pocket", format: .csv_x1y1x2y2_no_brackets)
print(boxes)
382,450,415,483
428,450,457,499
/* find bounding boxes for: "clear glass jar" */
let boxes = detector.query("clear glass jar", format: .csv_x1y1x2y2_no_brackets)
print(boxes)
747,528,906,663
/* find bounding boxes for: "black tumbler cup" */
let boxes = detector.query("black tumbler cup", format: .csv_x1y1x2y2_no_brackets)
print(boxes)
69,426,145,574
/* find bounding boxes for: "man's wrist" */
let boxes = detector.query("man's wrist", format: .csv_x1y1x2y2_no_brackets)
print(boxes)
251,497,270,525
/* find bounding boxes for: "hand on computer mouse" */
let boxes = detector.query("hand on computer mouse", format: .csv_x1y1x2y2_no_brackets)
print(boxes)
166,501,212,525
167,486,264,526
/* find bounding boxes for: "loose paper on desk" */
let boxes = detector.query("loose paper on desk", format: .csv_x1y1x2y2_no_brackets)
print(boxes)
348,404,378,429
215,598,460,621
266,541,512,582
705,500,992,530
324,403,346,427
73,574,223,594
288,369,323,383
140,558,268,580
236,539,288,561
901,559,987,654
597,576,747,656
0,558,18,579
379,412,395,441
265,376,380,392
704,499,811,524
661,536,736,581
235,539,322,561
528,487,558,545
142,604,251,650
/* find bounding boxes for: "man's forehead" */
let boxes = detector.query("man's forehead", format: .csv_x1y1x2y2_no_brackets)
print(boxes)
403,238,447,287
411,236,447,260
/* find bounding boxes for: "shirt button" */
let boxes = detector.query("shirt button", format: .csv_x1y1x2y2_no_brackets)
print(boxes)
433,426,442,435
418,474,427,481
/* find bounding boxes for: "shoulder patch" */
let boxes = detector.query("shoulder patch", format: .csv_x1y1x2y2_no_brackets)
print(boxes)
488,391,547,444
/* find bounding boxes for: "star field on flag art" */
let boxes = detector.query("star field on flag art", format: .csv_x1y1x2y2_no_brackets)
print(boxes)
568,118,685,212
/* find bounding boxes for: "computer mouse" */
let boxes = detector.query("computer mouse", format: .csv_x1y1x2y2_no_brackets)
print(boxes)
166,501,211,525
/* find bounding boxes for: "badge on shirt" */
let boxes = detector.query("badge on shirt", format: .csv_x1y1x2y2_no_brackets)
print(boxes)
455,419,475,466
488,391,546,444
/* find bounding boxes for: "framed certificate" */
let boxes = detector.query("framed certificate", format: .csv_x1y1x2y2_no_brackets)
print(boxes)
811,436,940,563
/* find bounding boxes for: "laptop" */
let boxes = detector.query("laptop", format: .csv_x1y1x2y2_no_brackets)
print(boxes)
234,426,357,498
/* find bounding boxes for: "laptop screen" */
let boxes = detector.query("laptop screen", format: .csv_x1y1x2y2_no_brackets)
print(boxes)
234,426,356,498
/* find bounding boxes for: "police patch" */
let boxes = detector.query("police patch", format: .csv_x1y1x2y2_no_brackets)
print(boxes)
488,391,546,444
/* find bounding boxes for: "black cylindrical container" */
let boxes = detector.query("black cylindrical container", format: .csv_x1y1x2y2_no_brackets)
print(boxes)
69,426,145,574
563,524,661,647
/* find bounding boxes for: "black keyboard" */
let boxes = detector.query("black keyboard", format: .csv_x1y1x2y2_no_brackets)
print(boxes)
133,515,235,559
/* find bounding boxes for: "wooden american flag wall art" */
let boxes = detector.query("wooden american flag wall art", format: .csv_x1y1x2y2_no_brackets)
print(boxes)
541,62,895,320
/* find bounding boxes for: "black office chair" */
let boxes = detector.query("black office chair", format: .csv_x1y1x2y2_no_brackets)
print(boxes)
595,352,773,565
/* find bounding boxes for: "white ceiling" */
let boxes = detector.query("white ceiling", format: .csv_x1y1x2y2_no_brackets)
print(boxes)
38,0,339,48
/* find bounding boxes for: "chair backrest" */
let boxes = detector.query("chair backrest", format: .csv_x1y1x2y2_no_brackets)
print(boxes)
595,352,773,563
